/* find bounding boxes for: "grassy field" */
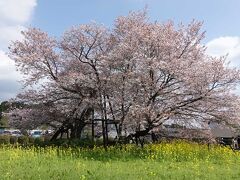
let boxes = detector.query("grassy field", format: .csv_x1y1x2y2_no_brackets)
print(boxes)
0,141,240,179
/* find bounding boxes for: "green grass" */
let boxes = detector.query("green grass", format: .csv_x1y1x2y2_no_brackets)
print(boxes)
0,141,240,179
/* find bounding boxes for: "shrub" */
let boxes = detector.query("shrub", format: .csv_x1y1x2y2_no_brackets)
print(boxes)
43,134,52,142
10,136,18,144
28,136,35,144
0,135,10,144
18,136,29,145
34,137,44,146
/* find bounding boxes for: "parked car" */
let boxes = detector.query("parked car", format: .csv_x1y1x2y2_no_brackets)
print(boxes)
30,130,43,138
2,129,22,137
3,130,11,135
11,130,22,137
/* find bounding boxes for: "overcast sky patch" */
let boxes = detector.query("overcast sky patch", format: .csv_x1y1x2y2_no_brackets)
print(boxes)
0,0,37,102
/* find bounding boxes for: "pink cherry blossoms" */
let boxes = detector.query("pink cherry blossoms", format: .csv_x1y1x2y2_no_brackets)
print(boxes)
7,10,240,140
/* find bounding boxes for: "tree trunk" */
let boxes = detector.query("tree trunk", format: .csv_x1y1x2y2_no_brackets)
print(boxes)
50,126,64,141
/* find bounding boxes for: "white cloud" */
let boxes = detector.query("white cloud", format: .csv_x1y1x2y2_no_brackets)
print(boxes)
0,0,37,50
0,50,22,101
0,0,37,25
0,0,37,101
0,50,21,80
206,36,240,67
0,25,26,50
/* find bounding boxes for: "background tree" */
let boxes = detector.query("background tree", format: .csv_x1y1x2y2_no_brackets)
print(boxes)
0,101,9,127
0,101,23,127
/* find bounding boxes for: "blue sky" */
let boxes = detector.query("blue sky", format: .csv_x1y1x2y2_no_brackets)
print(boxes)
32,0,240,41
0,0,240,101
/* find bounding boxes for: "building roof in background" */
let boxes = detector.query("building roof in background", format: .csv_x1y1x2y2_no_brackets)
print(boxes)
211,128,235,138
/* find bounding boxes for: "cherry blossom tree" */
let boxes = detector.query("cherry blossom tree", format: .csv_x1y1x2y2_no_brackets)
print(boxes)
8,10,240,143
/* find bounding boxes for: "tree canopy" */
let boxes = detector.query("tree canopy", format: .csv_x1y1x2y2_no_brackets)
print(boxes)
7,10,240,141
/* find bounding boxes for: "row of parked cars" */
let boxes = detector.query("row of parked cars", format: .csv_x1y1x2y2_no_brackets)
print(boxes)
0,129,53,138
1,129,22,137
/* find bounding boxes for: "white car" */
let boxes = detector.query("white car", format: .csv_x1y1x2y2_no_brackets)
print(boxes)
3,130,22,137
30,130,43,138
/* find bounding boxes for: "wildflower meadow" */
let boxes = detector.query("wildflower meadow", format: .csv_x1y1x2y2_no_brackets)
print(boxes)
1,141,240,179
